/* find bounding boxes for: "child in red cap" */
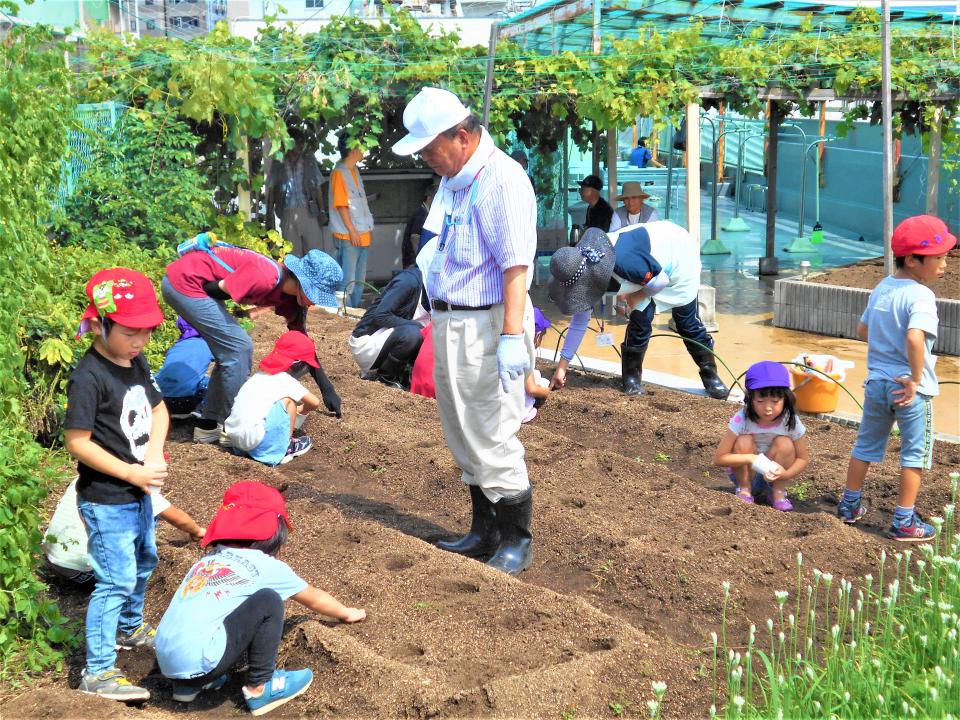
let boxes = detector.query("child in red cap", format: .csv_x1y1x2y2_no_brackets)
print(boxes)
713,360,808,510
222,331,341,466
66,268,168,702
156,481,365,714
838,214,956,541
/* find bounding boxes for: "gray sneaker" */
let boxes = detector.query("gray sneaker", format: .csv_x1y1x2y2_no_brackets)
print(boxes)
116,622,156,650
79,668,150,702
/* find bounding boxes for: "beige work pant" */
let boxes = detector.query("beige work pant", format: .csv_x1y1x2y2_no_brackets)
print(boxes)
432,298,535,503
280,207,328,257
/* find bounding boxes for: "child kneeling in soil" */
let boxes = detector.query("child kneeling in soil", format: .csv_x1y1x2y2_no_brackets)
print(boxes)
837,215,956,542
155,481,365,715
44,477,204,589
223,331,341,466
713,361,808,510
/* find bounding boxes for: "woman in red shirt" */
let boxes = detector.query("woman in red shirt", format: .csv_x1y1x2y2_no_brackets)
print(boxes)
162,248,341,443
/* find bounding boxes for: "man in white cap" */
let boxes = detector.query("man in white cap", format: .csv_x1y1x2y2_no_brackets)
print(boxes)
393,87,537,576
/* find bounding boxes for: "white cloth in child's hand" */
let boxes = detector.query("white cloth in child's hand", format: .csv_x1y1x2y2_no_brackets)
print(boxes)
751,453,782,480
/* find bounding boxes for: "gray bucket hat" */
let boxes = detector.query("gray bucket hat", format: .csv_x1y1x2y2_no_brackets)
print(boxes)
548,228,615,315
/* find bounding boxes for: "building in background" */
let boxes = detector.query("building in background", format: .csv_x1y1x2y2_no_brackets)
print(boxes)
0,0,228,39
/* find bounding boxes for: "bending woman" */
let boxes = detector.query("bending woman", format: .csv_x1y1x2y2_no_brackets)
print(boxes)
548,222,728,399
163,245,342,443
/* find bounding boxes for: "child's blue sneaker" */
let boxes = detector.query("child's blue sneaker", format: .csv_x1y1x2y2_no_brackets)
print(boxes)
887,512,936,543
171,673,228,703
243,669,313,716
837,499,867,524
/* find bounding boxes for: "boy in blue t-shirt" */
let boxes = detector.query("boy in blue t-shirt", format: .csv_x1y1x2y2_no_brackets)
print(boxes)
156,317,213,419
65,268,169,702
838,215,956,542
156,482,365,715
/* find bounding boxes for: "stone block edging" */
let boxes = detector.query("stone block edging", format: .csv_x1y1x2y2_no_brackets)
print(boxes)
773,276,960,357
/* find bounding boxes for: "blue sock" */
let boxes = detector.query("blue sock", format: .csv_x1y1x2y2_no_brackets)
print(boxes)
893,506,914,526
842,489,861,505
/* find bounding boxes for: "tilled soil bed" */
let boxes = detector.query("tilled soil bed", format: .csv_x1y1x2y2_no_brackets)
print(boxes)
809,249,960,299
5,312,960,719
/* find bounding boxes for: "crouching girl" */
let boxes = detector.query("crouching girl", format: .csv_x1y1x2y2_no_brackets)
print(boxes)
156,481,365,715
713,361,809,511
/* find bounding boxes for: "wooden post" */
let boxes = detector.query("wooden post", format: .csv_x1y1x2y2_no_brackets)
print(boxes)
760,101,781,276
607,128,618,205
880,0,894,274
591,0,601,55
591,123,601,177
237,139,252,220
926,104,943,215
685,102,701,246
481,25,498,126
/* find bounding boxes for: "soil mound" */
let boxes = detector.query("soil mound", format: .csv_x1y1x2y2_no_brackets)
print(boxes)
5,312,959,718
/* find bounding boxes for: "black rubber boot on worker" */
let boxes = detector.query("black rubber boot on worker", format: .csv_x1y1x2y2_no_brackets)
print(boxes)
690,347,730,400
377,353,410,391
620,343,646,396
437,485,500,558
486,488,533,576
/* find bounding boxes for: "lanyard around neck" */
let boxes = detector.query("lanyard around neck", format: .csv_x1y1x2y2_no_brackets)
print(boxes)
438,167,484,251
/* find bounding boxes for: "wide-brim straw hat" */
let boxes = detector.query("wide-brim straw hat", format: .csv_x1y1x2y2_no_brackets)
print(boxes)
617,181,651,200
548,228,615,315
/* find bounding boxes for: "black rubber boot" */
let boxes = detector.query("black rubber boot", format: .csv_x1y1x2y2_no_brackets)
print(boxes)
377,352,409,391
690,346,730,400
437,485,500,558
486,488,533,576
620,343,647,396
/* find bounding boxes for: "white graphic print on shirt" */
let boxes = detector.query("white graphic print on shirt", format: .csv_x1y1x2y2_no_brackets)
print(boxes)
120,384,152,461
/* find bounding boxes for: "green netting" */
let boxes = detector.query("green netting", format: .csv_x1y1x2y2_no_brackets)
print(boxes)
55,101,126,209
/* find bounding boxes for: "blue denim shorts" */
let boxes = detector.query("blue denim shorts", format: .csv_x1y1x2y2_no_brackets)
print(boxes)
248,400,291,466
852,378,934,469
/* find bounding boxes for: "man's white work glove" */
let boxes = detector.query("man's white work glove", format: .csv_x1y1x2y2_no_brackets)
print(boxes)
751,453,783,481
497,333,529,393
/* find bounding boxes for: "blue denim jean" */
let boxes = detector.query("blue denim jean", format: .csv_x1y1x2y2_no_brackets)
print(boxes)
161,276,254,424
335,240,369,308
625,296,713,355
852,378,935,469
79,496,158,674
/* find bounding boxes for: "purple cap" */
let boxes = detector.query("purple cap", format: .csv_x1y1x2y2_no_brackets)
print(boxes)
745,361,790,391
533,307,551,335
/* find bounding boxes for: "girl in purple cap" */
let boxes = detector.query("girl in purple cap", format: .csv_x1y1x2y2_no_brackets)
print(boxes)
712,361,809,510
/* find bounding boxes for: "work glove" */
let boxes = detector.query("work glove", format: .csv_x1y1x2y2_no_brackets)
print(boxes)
496,333,530,393
310,366,342,418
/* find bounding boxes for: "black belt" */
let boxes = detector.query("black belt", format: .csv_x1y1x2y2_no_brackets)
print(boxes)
432,300,493,312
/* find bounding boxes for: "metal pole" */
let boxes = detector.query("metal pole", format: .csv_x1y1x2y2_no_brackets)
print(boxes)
881,0,894,274
481,25,499,126
665,124,675,220
701,116,731,254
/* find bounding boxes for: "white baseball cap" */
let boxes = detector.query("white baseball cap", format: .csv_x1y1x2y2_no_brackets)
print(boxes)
392,87,472,156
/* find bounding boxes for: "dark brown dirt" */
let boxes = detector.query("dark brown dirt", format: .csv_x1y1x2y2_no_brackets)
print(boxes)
5,311,960,719
809,249,960,299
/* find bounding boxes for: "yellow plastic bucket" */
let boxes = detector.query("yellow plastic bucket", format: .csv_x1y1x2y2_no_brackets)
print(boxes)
790,369,840,414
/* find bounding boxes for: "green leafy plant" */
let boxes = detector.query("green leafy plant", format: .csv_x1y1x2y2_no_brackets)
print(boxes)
52,109,214,252
711,473,960,718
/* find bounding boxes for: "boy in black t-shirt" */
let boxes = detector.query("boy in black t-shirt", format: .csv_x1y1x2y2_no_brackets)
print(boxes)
65,268,168,703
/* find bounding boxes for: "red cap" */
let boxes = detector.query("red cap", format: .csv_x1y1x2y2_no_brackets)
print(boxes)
891,215,957,257
77,268,164,338
259,331,320,374
202,481,292,547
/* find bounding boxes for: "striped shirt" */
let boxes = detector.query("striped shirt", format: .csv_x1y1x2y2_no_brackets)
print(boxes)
425,130,537,307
